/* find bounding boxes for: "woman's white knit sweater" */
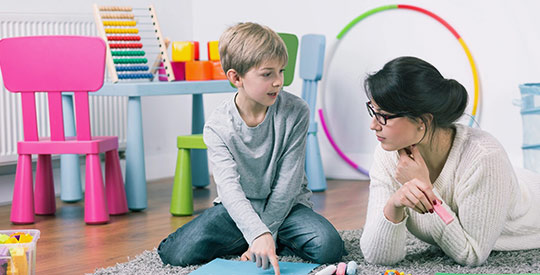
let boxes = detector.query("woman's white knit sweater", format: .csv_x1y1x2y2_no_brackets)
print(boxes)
360,124,540,266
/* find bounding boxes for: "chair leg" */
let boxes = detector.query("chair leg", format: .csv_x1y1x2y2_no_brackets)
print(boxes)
105,149,128,215
84,154,109,224
11,154,34,224
170,148,193,216
35,154,56,215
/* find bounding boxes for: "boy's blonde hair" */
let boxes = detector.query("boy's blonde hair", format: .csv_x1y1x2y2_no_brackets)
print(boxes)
219,22,288,76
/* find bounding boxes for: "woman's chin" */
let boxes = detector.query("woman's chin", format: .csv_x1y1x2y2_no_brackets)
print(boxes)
380,143,397,151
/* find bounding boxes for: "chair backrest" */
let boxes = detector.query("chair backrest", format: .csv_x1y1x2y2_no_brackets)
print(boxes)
0,35,107,142
277,33,298,87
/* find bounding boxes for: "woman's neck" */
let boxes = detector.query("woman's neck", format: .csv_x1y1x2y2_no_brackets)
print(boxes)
418,127,456,183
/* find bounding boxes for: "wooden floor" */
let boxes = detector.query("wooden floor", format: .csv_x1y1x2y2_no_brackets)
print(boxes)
0,178,369,274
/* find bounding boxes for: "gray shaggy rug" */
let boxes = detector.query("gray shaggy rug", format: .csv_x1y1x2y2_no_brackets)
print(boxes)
90,229,540,274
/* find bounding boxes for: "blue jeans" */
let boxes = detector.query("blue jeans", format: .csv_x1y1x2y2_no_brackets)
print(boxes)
158,204,346,266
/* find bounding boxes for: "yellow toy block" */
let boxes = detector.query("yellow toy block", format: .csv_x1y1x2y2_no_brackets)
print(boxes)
0,234,8,244
8,246,27,275
207,41,220,61
172,41,194,62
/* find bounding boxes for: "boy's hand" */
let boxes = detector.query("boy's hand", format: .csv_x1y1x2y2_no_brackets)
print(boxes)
243,232,280,275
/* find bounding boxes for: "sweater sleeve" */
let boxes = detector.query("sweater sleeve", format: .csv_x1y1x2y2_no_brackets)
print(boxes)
360,145,409,265
203,126,270,246
424,150,515,266
259,104,310,237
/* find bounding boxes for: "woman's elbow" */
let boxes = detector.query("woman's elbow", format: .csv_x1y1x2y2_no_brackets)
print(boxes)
360,241,404,265
363,254,402,266
451,251,489,267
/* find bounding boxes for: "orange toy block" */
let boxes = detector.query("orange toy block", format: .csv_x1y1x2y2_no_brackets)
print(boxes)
207,41,220,61
172,41,194,62
211,61,226,80
185,61,212,81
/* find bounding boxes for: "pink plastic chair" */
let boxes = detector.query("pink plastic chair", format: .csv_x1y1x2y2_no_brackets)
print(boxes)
0,36,128,224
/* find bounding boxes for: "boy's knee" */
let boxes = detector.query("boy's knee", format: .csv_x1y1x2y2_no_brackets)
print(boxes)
306,230,345,264
158,235,199,266
158,235,186,266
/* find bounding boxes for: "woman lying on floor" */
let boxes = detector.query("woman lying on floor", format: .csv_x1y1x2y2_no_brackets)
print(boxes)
360,56,540,266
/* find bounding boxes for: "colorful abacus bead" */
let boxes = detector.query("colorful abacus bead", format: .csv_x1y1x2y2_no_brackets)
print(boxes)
105,28,139,34
116,65,149,71
117,73,154,79
100,13,135,19
113,58,147,64
102,20,137,26
107,35,141,41
99,6,133,11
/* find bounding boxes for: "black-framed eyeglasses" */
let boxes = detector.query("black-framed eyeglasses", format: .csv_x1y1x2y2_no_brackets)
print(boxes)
366,101,404,125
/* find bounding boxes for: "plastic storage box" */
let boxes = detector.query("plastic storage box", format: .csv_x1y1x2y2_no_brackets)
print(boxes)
0,229,40,275
518,83,540,173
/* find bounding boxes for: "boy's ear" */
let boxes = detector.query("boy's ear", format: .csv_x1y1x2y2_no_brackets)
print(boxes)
226,69,242,88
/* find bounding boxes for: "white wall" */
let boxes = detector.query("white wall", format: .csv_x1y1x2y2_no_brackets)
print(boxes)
192,0,540,179
1,0,539,203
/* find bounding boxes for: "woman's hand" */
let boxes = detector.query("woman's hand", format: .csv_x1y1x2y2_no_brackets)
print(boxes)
395,145,429,185
240,232,280,275
385,145,439,223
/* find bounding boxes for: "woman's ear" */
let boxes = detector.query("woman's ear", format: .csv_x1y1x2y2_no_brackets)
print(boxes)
226,69,242,88
418,113,433,127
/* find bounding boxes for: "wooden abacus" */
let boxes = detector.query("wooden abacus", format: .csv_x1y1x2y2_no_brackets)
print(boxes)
92,4,175,83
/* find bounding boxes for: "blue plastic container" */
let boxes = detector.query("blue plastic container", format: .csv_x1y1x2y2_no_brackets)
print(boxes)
518,83,540,173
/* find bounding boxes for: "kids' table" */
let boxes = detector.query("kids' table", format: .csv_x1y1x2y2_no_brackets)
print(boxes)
60,80,235,211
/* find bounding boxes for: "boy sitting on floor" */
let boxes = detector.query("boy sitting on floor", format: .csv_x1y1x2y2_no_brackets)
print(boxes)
157,22,345,274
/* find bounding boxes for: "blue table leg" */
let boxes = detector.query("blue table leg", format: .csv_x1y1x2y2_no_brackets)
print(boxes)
302,81,327,191
306,122,327,191
191,94,210,188
125,96,147,210
60,94,83,202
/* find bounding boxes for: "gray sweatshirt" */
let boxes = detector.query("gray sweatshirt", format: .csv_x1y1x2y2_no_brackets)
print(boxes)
203,90,312,245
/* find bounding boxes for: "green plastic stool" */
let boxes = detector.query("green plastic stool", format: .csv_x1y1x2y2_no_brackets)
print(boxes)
170,134,207,216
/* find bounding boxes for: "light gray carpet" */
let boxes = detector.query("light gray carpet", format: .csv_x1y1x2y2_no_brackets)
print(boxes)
90,229,540,274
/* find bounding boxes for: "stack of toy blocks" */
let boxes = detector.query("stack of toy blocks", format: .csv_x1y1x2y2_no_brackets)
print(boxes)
160,40,226,81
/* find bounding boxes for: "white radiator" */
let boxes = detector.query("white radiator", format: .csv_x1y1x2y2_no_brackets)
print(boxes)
0,13,127,165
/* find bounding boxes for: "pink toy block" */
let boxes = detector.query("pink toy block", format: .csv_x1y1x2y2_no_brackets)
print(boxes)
433,201,454,224
159,61,186,81
171,61,186,81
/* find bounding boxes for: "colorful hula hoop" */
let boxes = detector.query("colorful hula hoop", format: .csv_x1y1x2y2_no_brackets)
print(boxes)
319,4,480,176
